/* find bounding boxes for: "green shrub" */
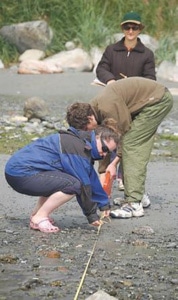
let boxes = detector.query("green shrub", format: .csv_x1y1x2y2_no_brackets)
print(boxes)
0,0,177,65
155,35,178,65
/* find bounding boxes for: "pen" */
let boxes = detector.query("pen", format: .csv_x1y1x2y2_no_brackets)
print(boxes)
119,73,127,78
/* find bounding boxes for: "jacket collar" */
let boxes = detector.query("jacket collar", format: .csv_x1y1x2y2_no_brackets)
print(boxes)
68,127,102,159
68,126,91,140
113,37,145,53
67,126,92,150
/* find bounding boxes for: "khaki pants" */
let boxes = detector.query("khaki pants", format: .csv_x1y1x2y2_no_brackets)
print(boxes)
122,90,173,202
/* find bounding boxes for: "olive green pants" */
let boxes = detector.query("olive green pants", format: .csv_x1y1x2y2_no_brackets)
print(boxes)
122,90,173,202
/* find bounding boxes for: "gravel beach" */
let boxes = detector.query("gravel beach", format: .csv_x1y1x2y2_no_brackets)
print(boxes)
0,69,178,300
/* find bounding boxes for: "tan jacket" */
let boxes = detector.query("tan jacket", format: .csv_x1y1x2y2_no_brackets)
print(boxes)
91,77,166,135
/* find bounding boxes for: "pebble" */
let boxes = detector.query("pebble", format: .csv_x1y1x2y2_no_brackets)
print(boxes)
166,242,177,248
1,111,177,159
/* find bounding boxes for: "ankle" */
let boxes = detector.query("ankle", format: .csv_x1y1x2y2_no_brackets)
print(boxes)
31,213,48,224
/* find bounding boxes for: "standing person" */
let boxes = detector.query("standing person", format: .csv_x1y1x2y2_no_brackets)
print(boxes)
96,11,156,84
96,11,156,191
4,124,119,233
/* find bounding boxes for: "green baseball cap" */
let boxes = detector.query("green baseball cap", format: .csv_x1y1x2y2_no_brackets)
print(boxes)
121,11,144,27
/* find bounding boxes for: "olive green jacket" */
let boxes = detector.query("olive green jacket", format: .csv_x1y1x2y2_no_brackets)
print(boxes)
91,77,166,135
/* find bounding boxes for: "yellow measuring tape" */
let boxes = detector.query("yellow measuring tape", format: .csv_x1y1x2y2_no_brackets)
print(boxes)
73,215,111,300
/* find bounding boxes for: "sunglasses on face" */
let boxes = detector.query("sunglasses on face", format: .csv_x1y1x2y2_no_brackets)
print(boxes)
122,24,140,31
100,137,111,153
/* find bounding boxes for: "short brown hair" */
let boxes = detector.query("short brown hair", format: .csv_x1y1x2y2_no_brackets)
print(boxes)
66,102,95,130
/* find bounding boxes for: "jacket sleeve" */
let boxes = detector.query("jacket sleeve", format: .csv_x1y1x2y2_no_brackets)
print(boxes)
142,50,156,80
61,155,110,224
96,46,116,84
76,168,110,224
76,186,99,224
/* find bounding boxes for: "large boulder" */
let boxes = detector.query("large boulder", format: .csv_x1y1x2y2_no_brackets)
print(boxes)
18,59,63,74
90,46,103,74
157,60,178,82
19,49,45,62
44,48,93,72
0,20,53,53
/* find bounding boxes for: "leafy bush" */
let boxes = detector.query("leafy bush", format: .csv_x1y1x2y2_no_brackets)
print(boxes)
155,35,178,65
0,0,177,65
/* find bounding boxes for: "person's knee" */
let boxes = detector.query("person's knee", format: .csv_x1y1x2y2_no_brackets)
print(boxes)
63,178,81,195
71,180,81,195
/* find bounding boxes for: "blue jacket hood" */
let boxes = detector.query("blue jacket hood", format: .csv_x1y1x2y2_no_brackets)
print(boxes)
90,131,103,160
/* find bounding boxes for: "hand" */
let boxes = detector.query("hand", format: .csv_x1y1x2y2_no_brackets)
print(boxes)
106,164,117,179
100,210,110,218
91,220,103,227
106,156,119,179
107,80,116,85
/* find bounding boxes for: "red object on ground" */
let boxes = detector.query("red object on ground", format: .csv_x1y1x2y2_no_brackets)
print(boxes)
103,171,113,197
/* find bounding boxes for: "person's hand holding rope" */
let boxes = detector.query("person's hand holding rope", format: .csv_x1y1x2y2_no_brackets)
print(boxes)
91,210,111,227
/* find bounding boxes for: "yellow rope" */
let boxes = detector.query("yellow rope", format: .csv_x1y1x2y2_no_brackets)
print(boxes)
73,216,110,300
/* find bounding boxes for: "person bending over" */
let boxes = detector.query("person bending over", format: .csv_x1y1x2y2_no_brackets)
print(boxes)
66,77,173,219
5,124,119,233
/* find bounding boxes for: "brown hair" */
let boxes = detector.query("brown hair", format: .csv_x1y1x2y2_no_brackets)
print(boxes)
101,118,119,134
66,102,95,130
95,125,120,146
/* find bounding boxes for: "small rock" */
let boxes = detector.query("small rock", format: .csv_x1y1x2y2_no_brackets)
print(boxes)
50,280,63,287
23,96,49,120
132,239,148,247
170,278,178,285
166,242,177,248
0,254,18,263
65,41,76,50
85,290,118,300
21,277,43,290
46,250,61,258
132,226,154,235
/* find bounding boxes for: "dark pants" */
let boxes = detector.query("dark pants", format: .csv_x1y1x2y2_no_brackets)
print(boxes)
5,170,81,197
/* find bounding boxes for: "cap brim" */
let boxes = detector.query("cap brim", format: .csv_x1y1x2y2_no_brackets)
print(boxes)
121,20,141,25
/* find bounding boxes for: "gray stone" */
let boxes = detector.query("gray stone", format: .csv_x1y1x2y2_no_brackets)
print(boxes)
65,41,76,50
23,96,49,120
0,20,53,53
132,226,155,235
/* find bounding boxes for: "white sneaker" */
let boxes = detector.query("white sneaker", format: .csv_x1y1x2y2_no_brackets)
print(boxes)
118,178,124,191
113,193,151,208
113,197,124,206
110,202,144,219
141,193,151,208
